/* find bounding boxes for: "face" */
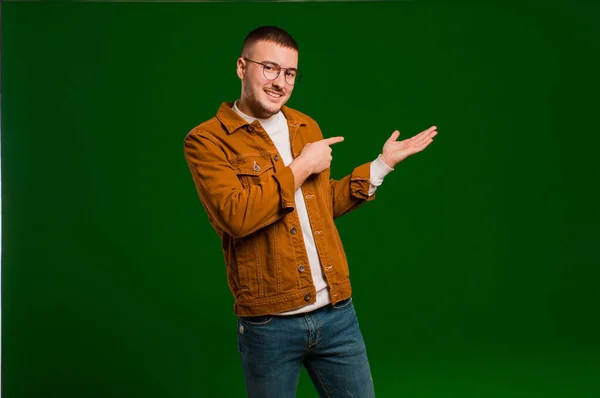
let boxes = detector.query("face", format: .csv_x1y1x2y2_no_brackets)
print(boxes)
236,40,298,118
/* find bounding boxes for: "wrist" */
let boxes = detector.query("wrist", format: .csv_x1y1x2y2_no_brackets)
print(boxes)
290,157,312,176
379,153,394,169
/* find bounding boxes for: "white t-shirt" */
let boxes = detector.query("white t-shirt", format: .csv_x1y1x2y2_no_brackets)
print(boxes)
232,101,393,315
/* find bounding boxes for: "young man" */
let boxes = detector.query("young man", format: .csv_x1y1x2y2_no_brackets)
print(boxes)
183,26,437,398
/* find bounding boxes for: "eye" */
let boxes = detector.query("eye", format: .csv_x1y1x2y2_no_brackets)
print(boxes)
286,71,297,77
264,63,278,72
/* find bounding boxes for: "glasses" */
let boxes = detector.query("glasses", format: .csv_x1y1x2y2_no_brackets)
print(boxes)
244,58,302,86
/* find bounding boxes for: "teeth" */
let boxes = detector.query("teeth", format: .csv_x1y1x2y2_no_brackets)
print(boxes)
266,91,281,98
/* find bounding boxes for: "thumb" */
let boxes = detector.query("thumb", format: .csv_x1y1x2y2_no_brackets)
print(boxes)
387,130,400,143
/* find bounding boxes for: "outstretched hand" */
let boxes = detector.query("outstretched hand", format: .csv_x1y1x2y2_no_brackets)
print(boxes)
380,126,438,168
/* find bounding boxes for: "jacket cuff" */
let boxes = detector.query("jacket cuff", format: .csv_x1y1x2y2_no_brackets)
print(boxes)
350,162,376,200
273,166,297,212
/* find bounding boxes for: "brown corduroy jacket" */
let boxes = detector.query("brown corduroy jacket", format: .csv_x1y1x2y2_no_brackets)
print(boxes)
183,102,376,316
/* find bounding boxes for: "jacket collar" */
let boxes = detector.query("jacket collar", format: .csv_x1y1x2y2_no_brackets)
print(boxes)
216,101,308,134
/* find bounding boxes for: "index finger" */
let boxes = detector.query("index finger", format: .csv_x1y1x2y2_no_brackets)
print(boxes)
322,136,345,145
417,126,437,138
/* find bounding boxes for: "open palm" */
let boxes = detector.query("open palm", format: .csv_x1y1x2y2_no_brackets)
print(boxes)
381,126,438,168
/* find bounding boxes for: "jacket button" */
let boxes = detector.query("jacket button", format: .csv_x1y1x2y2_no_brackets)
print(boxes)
304,293,311,301
290,227,297,235
247,125,255,132
298,265,305,272
274,154,279,162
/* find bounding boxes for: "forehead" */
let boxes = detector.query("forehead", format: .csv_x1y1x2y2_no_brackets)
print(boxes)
248,40,298,68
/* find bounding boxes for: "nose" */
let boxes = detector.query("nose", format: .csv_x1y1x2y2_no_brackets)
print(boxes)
272,72,286,88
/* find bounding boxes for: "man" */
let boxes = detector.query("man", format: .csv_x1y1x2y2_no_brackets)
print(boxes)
183,26,437,398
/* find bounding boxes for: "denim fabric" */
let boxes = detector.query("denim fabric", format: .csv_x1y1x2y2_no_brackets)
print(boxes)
237,297,375,397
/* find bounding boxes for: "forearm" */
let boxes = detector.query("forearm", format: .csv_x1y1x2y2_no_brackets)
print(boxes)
289,158,313,191
184,133,296,238
329,155,393,216
329,162,374,218
368,154,394,195
198,170,295,238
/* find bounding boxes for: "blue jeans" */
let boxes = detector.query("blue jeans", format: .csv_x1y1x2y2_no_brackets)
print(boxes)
236,297,375,397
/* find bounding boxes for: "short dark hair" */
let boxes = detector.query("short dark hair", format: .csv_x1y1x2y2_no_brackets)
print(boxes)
241,26,299,57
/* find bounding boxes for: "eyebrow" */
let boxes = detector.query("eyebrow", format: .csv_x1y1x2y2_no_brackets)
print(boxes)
262,59,298,71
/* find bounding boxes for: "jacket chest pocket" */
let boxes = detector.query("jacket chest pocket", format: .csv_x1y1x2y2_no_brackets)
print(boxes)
232,155,275,189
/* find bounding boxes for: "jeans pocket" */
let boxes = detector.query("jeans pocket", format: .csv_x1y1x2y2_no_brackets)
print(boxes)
239,314,275,326
332,296,353,310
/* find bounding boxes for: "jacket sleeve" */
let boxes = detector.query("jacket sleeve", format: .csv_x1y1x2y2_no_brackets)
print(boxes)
308,120,377,219
184,131,296,238
328,162,376,219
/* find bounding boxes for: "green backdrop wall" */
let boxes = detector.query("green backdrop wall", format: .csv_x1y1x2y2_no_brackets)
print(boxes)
3,1,599,397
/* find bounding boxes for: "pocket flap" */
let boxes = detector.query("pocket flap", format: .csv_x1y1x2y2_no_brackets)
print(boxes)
233,156,274,176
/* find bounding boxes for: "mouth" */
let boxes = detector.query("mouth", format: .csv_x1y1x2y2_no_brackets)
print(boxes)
264,89,283,100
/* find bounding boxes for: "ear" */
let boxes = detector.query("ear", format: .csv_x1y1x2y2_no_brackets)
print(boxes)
236,57,246,80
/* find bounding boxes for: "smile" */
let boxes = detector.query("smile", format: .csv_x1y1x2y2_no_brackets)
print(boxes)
265,90,282,99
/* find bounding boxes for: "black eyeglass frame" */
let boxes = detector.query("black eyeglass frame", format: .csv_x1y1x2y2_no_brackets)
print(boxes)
243,58,302,86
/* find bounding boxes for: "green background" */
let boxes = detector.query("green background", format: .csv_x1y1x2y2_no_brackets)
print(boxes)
3,1,600,397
